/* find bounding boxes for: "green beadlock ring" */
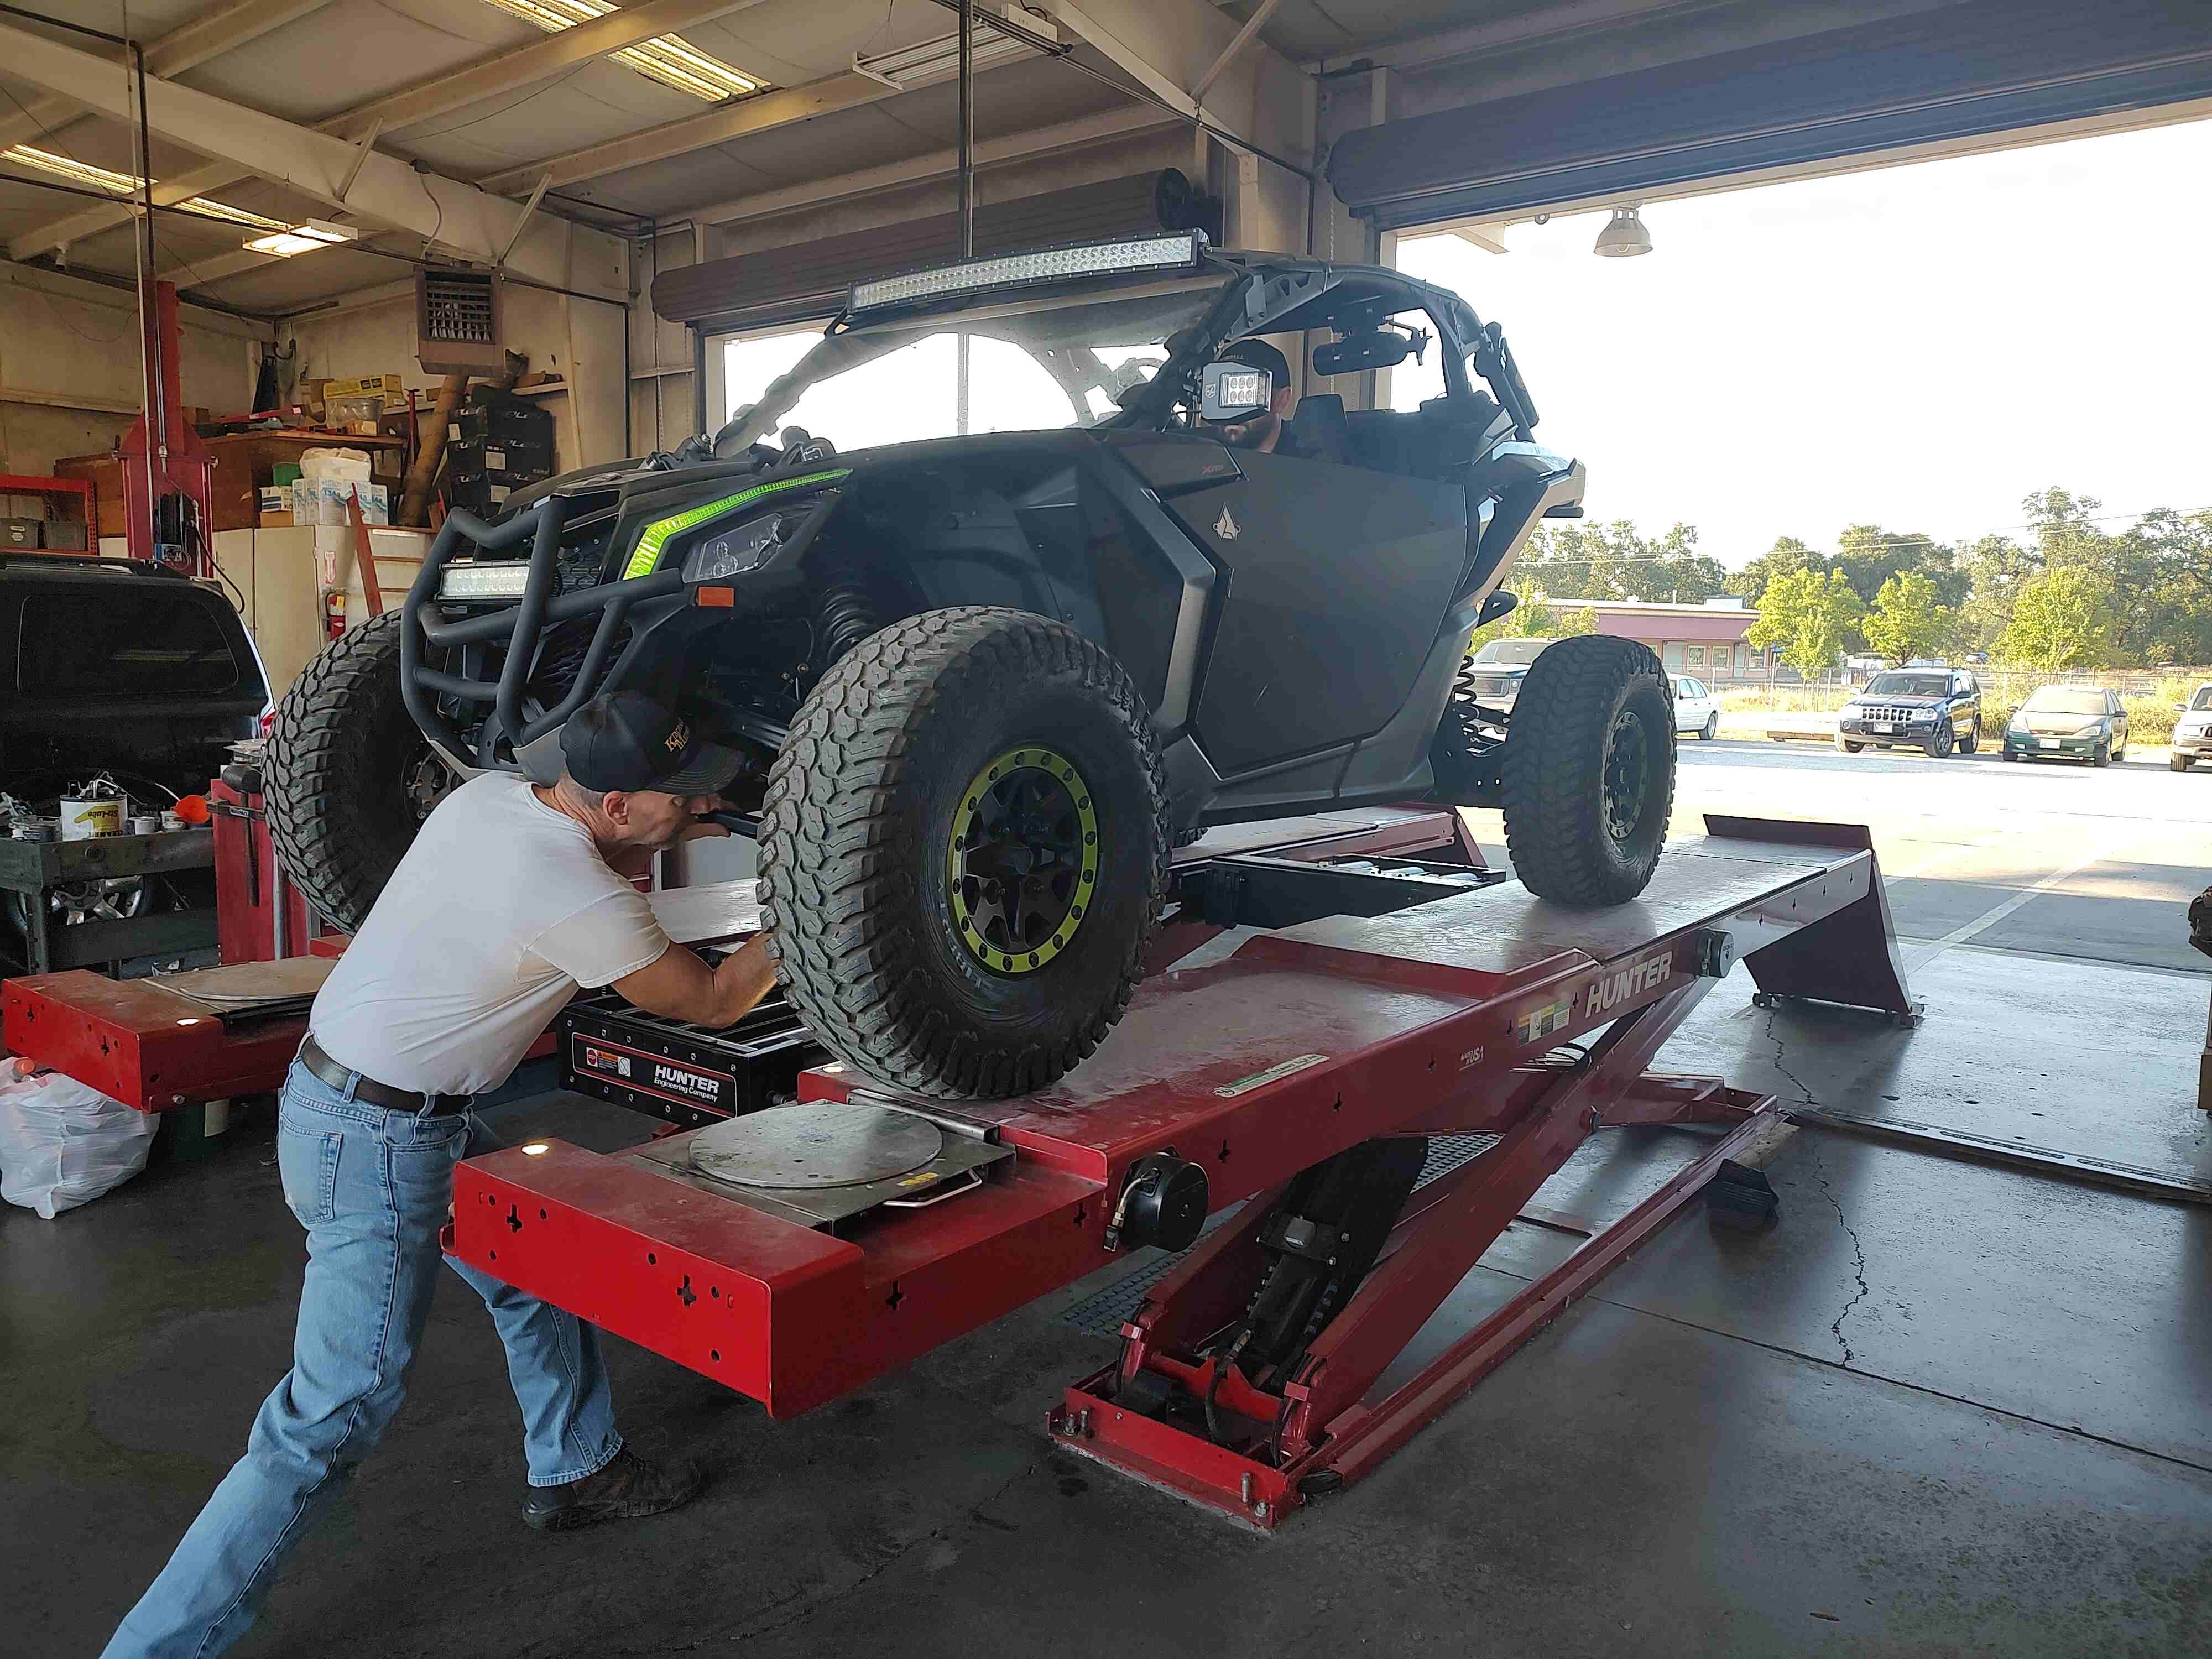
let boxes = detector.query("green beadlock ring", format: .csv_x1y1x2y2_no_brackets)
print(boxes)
946,745,1099,975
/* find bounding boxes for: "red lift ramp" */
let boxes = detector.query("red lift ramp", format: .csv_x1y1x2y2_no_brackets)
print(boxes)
448,816,1916,1520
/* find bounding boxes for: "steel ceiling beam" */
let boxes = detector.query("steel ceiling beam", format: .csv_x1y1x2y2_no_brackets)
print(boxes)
0,0,332,154
8,0,770,263
0,18,587,287
473,70,902,196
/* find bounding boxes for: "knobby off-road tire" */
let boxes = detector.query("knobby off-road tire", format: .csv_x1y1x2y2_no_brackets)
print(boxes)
759,607,1171,1100
1499,634,1676,906
267,613,457,932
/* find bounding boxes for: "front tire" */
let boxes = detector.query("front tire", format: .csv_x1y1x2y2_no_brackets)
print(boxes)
267,614,459,932
1499,635,1674,906
2093,740,2111,768
1924,721,1954,759
1959,718,1980,755
759,607,1170,1100
1835,737,1865,754
2173,754,2193,772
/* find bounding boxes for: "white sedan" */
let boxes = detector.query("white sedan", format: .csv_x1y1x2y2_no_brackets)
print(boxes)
1673,675,1720,740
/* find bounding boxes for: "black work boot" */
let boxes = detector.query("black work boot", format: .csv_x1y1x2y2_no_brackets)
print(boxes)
522,1446,706,1531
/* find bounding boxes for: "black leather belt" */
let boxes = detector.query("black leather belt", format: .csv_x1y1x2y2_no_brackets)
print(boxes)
299,1035,474,1117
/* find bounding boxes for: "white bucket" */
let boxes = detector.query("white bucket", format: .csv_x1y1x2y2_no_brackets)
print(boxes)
60,796,123,839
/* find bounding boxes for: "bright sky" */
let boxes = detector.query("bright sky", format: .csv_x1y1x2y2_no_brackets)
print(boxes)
1392,117,2212,569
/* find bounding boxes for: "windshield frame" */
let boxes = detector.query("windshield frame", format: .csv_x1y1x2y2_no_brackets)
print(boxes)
715,273,1241,455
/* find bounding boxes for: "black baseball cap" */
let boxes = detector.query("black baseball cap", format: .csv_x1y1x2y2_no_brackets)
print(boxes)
561,691,742,795
1218,336,1291,385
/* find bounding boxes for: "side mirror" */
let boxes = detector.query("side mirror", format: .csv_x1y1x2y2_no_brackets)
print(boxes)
1313,331,1415,375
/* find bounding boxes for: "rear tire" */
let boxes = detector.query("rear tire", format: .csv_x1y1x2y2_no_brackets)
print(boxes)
267,614,459,932
759,607,1170,1100
1499,635,1674,906
1700,712,1718,741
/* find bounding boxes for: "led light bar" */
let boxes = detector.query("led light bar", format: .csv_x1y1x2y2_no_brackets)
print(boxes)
439,561,534,602
848,233,1207,314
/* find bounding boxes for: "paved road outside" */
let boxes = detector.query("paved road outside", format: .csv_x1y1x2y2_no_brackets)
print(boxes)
1471,738,2211,975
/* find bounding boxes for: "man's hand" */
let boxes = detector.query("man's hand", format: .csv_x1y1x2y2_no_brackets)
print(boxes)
612,933,777,1028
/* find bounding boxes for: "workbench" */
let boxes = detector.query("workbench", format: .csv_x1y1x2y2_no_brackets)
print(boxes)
0,828,217,975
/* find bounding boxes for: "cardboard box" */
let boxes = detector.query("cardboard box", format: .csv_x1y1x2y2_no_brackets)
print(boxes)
258,510,295,529
1,517,42,549
325,373,407,400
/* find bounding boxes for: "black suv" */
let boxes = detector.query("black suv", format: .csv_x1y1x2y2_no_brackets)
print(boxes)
0,555,269,973
270,236,1682,1100
1836,667,1983,758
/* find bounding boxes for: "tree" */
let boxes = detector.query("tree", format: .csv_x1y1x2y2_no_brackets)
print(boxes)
1738,536,1817,608
1997,567,2112,670
1861,571,1954,664
1467,576,1600,651
1746,568,1861,675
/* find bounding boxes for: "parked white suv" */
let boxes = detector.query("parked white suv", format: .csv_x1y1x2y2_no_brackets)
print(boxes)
2172,683,2212,772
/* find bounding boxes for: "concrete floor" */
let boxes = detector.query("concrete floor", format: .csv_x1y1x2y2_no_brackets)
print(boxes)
7,741,2210,1657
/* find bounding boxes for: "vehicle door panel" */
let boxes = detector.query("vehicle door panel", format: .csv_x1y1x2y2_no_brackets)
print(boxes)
1168,451,1467,777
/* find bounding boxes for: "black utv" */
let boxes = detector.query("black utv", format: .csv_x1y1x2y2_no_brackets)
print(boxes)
267,235,1677,1100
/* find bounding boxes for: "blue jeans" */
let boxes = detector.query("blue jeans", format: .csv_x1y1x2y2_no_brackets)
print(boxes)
103,1060,623,1659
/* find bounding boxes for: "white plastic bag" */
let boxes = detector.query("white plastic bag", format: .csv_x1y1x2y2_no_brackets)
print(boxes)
0,1068,158,1219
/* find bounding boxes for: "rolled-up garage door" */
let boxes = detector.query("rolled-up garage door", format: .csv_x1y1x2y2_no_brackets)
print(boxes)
1330,0,2212,231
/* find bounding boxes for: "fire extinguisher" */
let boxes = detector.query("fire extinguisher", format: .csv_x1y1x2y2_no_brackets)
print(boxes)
324,589,346,639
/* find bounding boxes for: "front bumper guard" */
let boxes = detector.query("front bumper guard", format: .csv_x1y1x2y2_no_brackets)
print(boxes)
400,494,684,769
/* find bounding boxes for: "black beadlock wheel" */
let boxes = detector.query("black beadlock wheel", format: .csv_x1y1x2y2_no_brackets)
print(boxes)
758,607,1170,1100
267,613,459,932
1499,635,1676,906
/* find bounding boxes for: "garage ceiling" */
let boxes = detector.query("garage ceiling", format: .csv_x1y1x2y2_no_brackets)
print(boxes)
0,0,2204,322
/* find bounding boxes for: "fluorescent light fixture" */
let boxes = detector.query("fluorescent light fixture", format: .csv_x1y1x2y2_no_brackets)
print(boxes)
3,143,140,195
853,12,1046,90
478,0,765,100
179,198,291,231
3,143,299,234
243,220,358,257
849,233,1208,313
439,561,534,601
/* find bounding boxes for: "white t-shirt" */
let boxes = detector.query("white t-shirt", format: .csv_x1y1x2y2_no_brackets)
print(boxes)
310,773,671,1094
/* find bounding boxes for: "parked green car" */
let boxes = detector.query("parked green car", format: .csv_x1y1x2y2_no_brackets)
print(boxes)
2001,684,2129,766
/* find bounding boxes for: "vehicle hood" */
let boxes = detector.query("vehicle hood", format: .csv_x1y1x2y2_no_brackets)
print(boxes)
2015,711,2107,735
1849,694,1945,709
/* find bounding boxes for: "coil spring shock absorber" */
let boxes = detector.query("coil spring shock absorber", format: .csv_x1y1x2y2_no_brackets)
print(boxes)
813,575,881,666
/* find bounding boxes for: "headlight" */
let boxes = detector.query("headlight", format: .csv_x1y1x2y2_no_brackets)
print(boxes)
2008,714,2028,732
2072,722,2105,738
438,561,532,601
680,514,785,583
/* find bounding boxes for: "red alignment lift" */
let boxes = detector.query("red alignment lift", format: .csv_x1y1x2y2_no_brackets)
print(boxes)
448,815,1915,1528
